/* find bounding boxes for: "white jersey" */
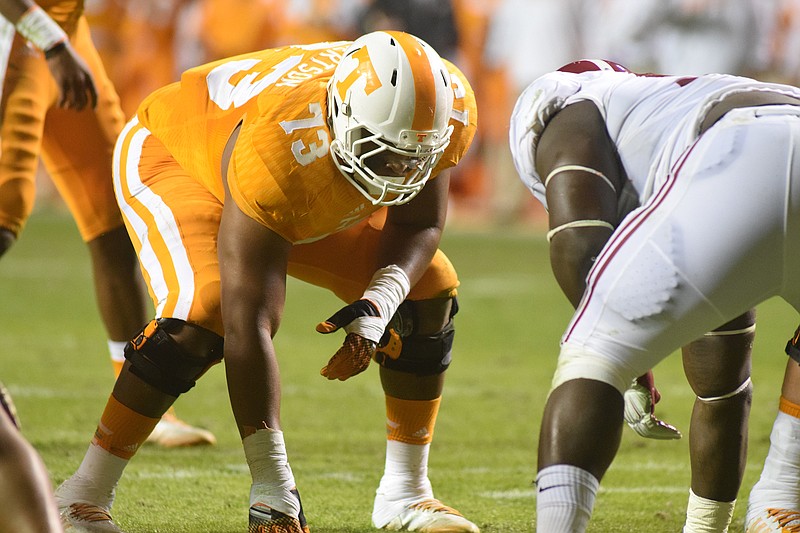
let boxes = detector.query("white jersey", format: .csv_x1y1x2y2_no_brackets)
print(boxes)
509,63,800,210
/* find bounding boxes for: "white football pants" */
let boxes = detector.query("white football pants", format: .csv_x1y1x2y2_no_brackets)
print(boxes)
552,105,800,394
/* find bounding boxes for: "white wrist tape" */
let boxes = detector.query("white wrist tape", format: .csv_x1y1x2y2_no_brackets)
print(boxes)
544,165,616,192
15,6,67,53
546,219,615,242
353,264,411,343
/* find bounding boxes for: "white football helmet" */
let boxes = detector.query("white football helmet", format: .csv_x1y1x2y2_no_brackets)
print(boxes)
328,31,455,206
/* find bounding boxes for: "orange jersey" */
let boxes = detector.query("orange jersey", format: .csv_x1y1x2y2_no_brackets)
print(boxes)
137,42,477,243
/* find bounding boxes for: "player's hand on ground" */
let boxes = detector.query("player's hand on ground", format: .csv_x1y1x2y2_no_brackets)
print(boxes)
316,300,384,380
45,43,98,111
623,376,682,440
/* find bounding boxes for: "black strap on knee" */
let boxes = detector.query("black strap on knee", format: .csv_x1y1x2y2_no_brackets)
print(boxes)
124,318,223,396
786,324,800,364
373,298,457,376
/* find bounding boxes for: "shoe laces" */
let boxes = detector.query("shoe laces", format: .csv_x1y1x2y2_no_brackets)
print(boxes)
66,503,113,522
767,508,800,531
408,498,463,517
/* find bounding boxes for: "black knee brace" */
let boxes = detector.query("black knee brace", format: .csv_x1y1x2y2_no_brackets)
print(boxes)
124,318,223,396
373,298,457,376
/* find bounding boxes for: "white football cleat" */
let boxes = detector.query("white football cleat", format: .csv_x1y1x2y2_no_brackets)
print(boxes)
145,411,216,448
373,494,479,532
746,508,800,532
59,502,124,533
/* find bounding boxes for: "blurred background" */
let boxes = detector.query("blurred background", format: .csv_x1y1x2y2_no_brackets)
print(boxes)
36,0,800,229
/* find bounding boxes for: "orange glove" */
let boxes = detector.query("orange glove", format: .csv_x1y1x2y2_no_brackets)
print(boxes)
316,300,384,381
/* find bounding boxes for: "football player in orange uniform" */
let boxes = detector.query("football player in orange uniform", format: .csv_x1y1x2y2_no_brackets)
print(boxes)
55,30,479,532
0,0,216,449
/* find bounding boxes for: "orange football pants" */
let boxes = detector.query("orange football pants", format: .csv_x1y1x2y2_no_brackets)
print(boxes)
0,16,126,241
114,122,459,336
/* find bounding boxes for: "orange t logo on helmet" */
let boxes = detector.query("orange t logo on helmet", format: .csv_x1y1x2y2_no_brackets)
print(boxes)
336,46,382,100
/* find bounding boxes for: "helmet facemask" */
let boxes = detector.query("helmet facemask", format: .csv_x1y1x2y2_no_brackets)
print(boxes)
330,116,453,206
327,31,455,206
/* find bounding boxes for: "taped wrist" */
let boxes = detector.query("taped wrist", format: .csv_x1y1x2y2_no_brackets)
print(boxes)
355,265,411,342
15,6,67,54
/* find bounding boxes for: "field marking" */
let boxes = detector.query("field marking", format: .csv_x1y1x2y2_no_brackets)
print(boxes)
480,486,689,500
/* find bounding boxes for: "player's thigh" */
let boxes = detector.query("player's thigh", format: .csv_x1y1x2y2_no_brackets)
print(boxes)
40,17,127,242
561,114,793,390
287,209,459,303
0,36,54,236
116,126,224,335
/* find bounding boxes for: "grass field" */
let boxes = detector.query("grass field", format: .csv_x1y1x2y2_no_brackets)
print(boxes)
1,209,797,532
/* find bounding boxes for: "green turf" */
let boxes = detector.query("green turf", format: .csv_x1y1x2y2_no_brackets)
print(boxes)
0,209,795,532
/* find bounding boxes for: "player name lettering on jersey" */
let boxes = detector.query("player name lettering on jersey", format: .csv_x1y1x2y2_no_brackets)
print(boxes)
275,47,348,88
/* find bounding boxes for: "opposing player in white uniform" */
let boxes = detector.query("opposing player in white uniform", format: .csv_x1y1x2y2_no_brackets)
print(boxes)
510,59,800,532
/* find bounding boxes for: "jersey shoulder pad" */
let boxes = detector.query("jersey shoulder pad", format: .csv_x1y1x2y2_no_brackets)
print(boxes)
508,71,587,207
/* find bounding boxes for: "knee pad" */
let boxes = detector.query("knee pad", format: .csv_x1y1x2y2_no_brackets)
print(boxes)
124,318,223,396
372,298,457,376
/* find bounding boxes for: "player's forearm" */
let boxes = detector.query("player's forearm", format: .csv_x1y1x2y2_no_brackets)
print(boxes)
375,222,441,288
0,0,35,24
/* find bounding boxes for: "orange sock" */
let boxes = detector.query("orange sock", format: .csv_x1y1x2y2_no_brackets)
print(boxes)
780,396,800,418
92,395,160,460
385,396,441,445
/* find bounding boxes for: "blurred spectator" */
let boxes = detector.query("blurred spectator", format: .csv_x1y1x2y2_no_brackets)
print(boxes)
580,0,759,75
754,0,800,84
86,0,188,118
357,0,458,60
473,0,582,226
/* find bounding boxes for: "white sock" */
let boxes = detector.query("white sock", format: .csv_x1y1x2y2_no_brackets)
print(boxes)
56,443,129,510
243,428,300,519
372,440,433,527
378,440,433,497
683,489,735,532
747,410,800,524
107,340,126,365
535,464,599,533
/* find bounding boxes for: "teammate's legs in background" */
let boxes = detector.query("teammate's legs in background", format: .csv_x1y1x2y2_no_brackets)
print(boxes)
43,17,215,447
